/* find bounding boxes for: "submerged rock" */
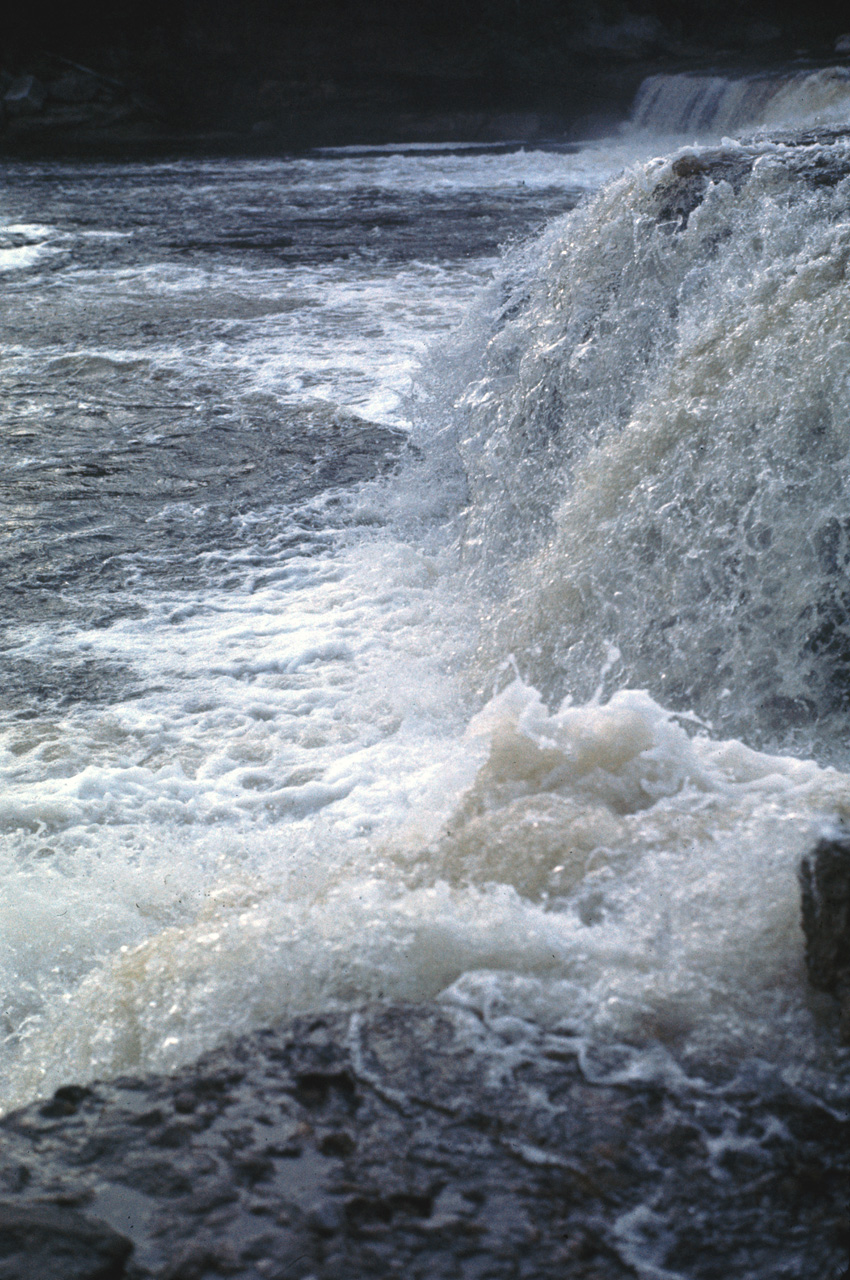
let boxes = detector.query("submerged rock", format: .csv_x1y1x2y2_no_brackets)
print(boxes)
0,1004,846,1279
801,831,850,1041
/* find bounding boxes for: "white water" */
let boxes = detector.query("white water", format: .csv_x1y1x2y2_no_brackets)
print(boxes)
3,91,850,1114
443,139,850,747
632,64,850,137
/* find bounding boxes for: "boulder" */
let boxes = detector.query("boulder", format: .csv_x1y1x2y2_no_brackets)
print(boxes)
649,138,850,233
0,1201,132,1280
800,831,850,1041
0,1004,846,1279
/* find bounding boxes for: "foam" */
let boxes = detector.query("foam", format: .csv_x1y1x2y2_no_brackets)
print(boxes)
4,674,845,1110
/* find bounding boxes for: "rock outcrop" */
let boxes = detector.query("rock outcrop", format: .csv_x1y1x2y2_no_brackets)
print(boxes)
801,831,850,1041
0,1201,132,1280
650,134,850,230
0,1004,846,1279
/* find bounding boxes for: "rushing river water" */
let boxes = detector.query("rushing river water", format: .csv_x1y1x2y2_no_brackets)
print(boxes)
2,70,850,1122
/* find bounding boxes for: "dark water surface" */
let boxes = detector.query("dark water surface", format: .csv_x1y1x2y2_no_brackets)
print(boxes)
1,153,585,700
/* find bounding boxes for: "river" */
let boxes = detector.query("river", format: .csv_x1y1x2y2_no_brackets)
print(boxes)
2,67,850,1123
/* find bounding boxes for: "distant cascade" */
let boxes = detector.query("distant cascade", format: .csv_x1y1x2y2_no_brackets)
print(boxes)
631,66,850,134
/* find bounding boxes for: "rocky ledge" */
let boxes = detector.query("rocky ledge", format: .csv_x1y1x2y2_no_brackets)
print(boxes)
1,998,847,1280
801,831,850,1043
649,126,850,230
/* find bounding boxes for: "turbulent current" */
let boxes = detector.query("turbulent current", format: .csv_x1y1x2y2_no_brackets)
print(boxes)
2,73,850,1128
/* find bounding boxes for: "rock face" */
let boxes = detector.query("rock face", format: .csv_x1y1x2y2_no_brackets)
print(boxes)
801,831,850,1041
0,1004,846,1279
0,1201,132,1280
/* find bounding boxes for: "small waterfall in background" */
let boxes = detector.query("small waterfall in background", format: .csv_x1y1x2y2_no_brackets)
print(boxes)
631,64,850,134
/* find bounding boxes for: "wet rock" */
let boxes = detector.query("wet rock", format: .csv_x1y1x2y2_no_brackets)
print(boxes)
0,1200,133,1279
0,1004,846,1279
651,148,753,226
801,831,850,1040
3,74,46,116
651,136,850,231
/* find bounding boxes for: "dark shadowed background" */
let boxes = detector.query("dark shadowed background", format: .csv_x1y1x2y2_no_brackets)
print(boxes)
3,1,850,149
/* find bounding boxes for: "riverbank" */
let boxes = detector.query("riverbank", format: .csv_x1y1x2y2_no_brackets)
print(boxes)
0,55,664,157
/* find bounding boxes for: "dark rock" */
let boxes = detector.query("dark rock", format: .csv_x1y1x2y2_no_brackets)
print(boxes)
0,1004,846,1279
650,136,850,233
3,74,46,116
40,1085,94,1119
0,1201,133,1279
800,832,850,1040
652,148,755,227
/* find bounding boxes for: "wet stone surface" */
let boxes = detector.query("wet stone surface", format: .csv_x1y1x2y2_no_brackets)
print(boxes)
652,130,850,230
0,1003,847,1279
801,831,850,1042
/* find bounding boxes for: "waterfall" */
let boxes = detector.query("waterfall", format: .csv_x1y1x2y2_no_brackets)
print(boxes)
631,65,850,135
437,137,850,754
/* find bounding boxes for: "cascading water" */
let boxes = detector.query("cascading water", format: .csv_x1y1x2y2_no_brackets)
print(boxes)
438,139,850,753
2,84,850,1140
631,64,850,135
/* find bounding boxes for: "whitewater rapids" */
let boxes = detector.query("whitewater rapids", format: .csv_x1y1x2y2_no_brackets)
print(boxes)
3,79,850,1115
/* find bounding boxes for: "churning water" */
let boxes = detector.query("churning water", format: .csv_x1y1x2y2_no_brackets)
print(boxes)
2,74,850,1118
